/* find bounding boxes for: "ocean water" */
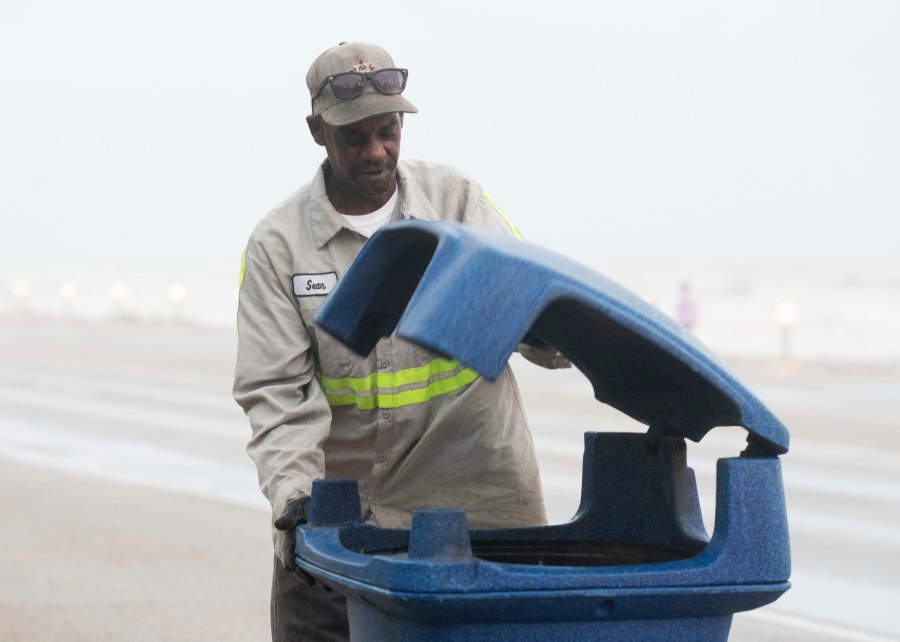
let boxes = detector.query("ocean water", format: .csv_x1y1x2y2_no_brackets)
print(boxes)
2,258,899,364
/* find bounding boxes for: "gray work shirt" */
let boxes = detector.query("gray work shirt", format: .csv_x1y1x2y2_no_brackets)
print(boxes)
234,159,547,552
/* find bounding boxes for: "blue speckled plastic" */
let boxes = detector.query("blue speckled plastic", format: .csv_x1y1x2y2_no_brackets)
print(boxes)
298,221,791,641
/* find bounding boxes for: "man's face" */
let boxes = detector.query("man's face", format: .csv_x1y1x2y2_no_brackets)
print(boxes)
308,113,403,214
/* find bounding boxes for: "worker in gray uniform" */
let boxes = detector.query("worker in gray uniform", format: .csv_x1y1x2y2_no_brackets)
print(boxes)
234,41,568,641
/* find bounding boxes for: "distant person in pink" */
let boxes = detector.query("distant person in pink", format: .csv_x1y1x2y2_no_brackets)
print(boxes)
676,281,698,331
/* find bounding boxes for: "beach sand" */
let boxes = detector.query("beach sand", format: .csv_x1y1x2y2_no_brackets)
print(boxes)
0,458,271,641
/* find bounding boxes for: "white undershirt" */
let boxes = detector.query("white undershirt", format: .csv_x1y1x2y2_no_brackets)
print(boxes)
340,187,399,238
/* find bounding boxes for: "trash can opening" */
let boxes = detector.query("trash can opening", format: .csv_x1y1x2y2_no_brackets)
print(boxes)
469,539,695,566
337,529,702,568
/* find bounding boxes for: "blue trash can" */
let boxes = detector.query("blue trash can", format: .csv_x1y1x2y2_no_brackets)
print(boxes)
297,221,790,641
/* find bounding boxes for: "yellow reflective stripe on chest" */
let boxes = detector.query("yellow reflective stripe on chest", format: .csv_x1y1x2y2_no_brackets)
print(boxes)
318,358,480,409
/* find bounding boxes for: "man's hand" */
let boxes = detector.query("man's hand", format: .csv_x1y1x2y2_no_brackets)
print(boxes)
274,496,311,573
518,343,572,370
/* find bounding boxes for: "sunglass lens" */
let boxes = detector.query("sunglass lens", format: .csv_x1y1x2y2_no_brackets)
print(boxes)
373,69,405,95
331,73,365,99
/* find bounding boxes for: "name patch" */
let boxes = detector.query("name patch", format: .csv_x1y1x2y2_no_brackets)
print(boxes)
293,272,338,296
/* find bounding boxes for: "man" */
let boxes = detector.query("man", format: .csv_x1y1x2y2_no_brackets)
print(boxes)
234,42,566,641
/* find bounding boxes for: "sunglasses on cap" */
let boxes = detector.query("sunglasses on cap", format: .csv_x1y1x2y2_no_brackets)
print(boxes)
313,68,408,101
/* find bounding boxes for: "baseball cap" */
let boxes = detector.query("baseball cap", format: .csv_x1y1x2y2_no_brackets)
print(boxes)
307,42,418,126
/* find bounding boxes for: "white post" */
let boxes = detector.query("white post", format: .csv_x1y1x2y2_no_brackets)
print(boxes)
168,283,188,323
12,279,31,312
59,281,78,317
775,301,799,360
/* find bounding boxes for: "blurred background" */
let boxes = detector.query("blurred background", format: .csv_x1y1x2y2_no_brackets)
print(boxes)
1,1,898,640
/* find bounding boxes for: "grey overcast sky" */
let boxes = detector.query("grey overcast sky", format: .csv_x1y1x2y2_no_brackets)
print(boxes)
1,1,898,266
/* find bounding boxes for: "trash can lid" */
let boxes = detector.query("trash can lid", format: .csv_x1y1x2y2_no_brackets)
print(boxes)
316,221,789,455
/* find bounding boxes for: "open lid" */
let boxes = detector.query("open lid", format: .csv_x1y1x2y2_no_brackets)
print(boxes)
315,221,789,455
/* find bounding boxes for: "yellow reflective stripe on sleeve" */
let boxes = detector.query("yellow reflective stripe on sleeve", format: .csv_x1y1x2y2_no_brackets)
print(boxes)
238,247,247,290
318,359,480,409
235,247,247,323
482,191,524,240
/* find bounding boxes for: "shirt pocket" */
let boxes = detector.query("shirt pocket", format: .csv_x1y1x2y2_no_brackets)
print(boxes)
411,340,452,365
295,289,355,380
312,325,356,379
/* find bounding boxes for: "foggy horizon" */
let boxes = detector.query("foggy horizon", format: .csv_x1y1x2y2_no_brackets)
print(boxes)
2,1,898,266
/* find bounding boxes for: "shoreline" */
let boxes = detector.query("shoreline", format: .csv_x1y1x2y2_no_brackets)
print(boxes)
5,311,900,377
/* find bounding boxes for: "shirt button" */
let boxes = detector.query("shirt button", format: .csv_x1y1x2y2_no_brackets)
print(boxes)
369,497,378,505
376,453,387,463
380,410,391,419
378,360,390,369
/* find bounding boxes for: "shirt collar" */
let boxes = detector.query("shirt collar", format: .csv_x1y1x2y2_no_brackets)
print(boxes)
396,161,440,223
308,160,440,249
308,161,345,250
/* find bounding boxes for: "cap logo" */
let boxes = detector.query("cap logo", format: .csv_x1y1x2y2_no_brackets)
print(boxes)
351,58,376,72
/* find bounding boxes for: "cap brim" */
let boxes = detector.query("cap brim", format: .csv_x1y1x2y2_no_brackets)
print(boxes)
319,93,418,127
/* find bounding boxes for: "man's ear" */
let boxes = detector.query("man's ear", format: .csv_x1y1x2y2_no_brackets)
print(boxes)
307,116,326,146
